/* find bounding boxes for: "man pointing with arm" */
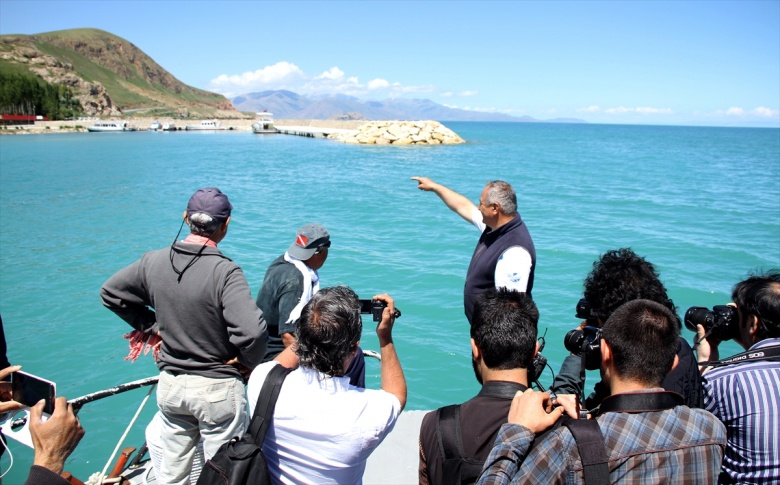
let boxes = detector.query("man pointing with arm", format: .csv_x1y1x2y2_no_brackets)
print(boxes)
411,177,536,323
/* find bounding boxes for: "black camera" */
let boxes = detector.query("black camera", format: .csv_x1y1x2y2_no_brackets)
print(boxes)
358,299,402,322
684,305,739,341
563,325,602,370
575,298,598,326
531,353,547,382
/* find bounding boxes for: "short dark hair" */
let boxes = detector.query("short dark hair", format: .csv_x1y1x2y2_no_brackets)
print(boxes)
732,269,780,340
295,285,363,376
583,248,679,327
602,299,680,387
471,288,538,370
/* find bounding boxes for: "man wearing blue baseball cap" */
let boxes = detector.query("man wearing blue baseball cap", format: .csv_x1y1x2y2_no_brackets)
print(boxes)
101,187,268,485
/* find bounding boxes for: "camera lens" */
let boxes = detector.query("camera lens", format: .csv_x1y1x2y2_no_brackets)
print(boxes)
684,306,714,333
564,329,585,355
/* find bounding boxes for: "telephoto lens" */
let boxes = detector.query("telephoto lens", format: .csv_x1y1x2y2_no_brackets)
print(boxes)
564,329,586,355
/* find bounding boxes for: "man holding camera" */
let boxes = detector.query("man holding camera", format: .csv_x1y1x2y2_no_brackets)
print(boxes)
255,223,365,386
247,286,406,484
552,248,702,409
477,299,726,484
695,270,780,484
411,177,535,324
418,288,540,485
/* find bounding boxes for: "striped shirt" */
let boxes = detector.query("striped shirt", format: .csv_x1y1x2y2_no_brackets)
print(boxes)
477,398,726,485
702,338,780,484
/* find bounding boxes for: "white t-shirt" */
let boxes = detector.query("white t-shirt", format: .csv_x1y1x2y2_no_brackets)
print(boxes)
471,207,533,292
246,361,402,485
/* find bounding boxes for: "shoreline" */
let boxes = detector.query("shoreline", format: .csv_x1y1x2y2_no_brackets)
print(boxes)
0,118,368,135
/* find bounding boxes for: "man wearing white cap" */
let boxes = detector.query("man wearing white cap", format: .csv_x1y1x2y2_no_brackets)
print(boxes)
101,187,268,485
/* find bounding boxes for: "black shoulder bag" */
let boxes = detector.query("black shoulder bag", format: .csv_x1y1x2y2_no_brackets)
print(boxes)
196,365,292,485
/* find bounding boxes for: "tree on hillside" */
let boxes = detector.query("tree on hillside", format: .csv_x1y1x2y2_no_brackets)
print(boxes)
0,72,82,119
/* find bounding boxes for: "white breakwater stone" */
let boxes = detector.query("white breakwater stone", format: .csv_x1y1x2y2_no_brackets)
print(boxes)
328,120,465,145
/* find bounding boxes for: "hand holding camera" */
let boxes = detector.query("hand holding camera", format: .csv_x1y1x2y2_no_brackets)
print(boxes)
685,305,739,343
360,294,400,344
359,297,402,322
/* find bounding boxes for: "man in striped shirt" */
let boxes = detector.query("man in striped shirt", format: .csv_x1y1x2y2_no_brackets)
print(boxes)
696,270,780,484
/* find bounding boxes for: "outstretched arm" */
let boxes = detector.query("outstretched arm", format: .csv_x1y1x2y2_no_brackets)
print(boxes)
411,177,477,224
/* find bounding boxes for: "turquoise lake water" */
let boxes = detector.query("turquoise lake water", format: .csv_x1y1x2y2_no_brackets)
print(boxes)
1,122,779,481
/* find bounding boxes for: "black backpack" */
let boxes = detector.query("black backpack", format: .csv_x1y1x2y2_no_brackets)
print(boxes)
436,405,610,485
196,365,292,485
435,405,486,485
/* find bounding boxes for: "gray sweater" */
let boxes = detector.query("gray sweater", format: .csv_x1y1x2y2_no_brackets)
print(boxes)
101,242,267,379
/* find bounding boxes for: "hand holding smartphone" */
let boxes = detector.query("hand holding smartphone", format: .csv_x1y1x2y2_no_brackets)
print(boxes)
11,371,56,415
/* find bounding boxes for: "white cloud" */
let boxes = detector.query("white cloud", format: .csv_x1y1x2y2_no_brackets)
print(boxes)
752,106,777,117
604,106,673,115
209,62,305,92
578,105,600,113
460,90,479,97
367,78,390,90
315,67,345,81
209,61,433,99
714,106,780,120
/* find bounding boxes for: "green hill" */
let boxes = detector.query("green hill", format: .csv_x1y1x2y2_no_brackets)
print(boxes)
0,28,243,118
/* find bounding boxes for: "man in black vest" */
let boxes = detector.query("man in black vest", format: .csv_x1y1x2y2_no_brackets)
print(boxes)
418,288,539,485
411,177,536,323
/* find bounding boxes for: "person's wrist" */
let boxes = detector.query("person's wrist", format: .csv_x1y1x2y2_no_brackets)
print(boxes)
33,453,65,474
377,332,393,346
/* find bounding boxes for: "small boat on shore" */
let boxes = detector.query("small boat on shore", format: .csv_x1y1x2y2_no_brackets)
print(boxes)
87,121,135,132
184,120,226,131
252,111,278,134
161,122,176,131
148,120,161,131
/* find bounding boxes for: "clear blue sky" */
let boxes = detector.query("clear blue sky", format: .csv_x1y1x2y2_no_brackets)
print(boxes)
1,0,778,127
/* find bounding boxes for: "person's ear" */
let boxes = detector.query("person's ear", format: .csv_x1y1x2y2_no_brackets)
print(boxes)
600,339,611,366
182,210,188,223
470,338,480,361
670,354,679,372
747,314,761,336
533,340,540,359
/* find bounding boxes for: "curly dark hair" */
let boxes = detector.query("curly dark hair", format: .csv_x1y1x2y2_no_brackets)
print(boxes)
294,285,363,376
583,248,679,327
732,269,780,340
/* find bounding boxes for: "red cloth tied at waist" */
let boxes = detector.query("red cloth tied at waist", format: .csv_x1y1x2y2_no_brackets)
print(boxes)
123,330,162,363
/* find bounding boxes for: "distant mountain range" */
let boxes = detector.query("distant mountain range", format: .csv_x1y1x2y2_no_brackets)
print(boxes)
231,90,586,123
0,27,585,123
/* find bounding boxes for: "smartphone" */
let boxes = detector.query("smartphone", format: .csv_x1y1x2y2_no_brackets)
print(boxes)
11,371,56,414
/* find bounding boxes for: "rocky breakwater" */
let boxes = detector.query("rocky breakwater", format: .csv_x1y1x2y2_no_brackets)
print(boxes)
328,120,465,145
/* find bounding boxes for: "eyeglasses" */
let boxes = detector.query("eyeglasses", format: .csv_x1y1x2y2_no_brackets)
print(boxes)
314,240,331,254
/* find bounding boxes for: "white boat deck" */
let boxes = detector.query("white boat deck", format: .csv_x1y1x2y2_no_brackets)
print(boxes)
364,410,426,484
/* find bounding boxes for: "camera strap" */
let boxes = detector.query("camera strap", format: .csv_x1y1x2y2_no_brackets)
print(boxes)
703,345,780,368
594,391,684,416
